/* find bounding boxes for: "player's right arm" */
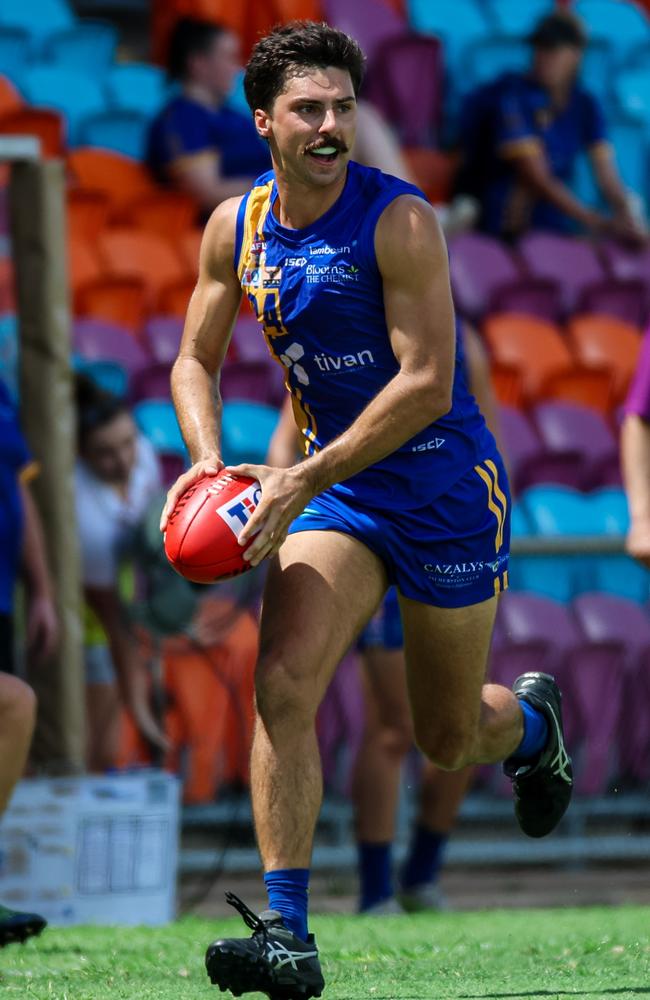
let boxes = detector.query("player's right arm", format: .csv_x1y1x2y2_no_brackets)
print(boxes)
160,196,243,530
621,414,650,568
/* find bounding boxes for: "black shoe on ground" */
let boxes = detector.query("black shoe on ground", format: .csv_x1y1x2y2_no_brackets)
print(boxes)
0,904,47,946
205,892,325,1000
504,672,573,838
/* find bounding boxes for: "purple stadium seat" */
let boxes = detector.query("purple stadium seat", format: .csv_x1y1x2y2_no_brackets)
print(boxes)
531,401,618,490
73,318,149,374
498,406,545,492
567,642,627,795
220,358,286,408
517,232,605,315
317,651,364,794
143,315,184,365
363,34,444,147
578,277,647,328
231,313,271,362
129,362,172,403
600,240,650,284
449,233,561,321
158,450,186,488
573,592,650,651
321,0,405,68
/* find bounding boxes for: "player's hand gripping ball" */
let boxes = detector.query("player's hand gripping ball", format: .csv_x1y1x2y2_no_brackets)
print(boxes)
164,472,261,583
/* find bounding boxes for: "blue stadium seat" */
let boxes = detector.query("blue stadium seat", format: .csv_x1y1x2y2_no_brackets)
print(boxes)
20,65,105,144
74,357,129,397
0,312,18,401
221,401,280,467
574,0,650,63
42,22,118,75
406,0,489,75
134,399,187,458
77,110,149,159
0,0,74,55
105,63,168,118
571,119,648,211
485,0,554,37
579,39,615,112
226,70,249,117
614,67,650,129
0,27,30,86
459,36,528,94
510,502,531,538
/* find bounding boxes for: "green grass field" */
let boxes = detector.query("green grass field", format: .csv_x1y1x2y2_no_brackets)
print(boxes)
1,906,649,1000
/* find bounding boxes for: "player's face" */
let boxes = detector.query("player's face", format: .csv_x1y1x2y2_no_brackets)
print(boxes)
82,412,138,486
533,45,581,90
255,67,356,188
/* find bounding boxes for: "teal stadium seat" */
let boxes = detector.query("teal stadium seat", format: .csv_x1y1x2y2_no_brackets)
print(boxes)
0,313,18,400
105,64,168,118
0,0,74,55
407,0,489,77
21,65,105,144
74,357,129,398
579,39,615,112
486,0,554,37
614,67,650,130
589,488,650,602
78,110,149,158
459,37,528,95
42,22,118,76
571,119,648,212
221,401,280,467
134,399,187,458
0,27,30,85
574,0,650,64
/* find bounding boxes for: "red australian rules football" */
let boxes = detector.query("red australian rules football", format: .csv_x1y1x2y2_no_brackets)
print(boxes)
164,472,261,583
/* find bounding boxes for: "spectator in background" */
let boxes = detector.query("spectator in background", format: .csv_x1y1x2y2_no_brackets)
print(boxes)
147,17,272,216
0,376,54,944
456,10,646,243
621,328,650,569
75,376,169,770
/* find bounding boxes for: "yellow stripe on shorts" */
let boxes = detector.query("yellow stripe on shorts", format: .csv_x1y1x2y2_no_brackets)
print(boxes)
474,462,505,552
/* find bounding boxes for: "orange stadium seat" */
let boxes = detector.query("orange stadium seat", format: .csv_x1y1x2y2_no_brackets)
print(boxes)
483,313,574,401
158,276,196,317
0,75,23,116
0,257,15,312
68,236,103,293
117,190,198,239
98,228,189,308
66,188,110,242
490,361,525,409
541,368,615,416
179,228,203,277
67,148,157,215
567,314,642,403
0,108,66,158
75,275,148,333
403,148,458,204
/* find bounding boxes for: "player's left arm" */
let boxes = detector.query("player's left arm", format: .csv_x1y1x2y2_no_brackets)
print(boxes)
233,195,455,566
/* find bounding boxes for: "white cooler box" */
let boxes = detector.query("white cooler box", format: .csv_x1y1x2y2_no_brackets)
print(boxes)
0,771,180,925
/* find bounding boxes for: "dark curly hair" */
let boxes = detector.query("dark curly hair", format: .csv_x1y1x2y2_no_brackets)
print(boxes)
244,21,365,113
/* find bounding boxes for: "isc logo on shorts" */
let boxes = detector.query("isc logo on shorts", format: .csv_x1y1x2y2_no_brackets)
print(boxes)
216,483,262,537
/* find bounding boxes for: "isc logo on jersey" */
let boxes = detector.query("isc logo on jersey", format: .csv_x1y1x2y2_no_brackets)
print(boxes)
215,482,262,538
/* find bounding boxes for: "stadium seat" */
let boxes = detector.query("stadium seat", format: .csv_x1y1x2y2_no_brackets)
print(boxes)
221,358,286,408
498,406,546,492
532,400,618,490
66,188,110,242
179,229,203,276
20,66,106,144
127,192,197,240
0,74,22,117
402,148,457,204
75,275,147,334
574,0,650,63
573,592,650,651
600,239,650,285
614,67,650,129
77,109,150,160
129,362,172,403
221,400,280,466
517,232,606,315
578,277,646,329
489,362,524,409
579,40,615,112
0,107,65,158
567,314,641,403
98,228,189,307
73,317,150,374
321,0,405,69
571,119,649,222
484,0,554,36
482,314,573,401
0,30,30,88
231,313,271,362
406,0,489,76
568,641,627,795
318,651,365,794
105,63,168,117
0,0,74,54
0,311,18,398
158,450,187,488
143,315,184,365
0,259,15,313
458,36,528,95
73,356,129,397
133,398,186,457
364,34,444,147
157,277,196,318
521,485,598,536
41,21,118,74
67,148,158,216
449,234,560,321
68,236,103,294
541,368,614,415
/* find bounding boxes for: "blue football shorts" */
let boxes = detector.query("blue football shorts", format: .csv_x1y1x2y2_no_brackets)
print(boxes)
288,452,511,610
357,586,403,650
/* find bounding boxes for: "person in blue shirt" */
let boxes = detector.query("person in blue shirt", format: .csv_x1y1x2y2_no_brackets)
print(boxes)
146,17,272,215
160,22,573,999
456,10,645,242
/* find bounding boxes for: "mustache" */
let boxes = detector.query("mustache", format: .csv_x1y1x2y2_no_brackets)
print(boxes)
305,138,349,154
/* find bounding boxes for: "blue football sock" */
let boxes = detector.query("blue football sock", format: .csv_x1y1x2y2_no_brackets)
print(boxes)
264,868,310,942
357,842,393,911
400,825,448,891
513,699,549,761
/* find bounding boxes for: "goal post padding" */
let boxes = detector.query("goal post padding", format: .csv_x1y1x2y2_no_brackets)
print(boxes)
10,159,85,773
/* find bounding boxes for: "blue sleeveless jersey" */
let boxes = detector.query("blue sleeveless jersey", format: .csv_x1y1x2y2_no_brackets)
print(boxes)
233,160,495,509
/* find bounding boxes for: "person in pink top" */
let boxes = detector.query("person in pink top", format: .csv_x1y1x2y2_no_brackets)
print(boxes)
621,327,650,568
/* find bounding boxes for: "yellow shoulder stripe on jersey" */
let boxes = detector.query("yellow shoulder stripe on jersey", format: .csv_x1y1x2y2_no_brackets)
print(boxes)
237,179,274,281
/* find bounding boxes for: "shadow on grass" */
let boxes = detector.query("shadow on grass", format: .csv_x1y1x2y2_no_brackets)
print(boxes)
458,989,650,998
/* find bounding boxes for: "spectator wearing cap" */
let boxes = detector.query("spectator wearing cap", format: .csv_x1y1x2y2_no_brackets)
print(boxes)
621,329,650,569
455,11,646,242
146,17,272,215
